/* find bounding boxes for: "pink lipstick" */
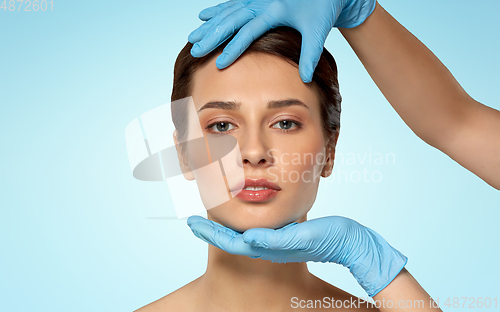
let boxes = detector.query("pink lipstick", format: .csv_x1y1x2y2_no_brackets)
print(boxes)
234,178,281,202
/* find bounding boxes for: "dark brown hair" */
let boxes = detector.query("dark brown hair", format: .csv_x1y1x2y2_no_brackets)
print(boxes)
171,26,341,146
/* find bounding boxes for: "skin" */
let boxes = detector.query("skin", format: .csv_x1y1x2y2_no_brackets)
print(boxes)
339,1,500,190
135,52,380,312
177,51,337,233
338,2,451,311
136,1,496,310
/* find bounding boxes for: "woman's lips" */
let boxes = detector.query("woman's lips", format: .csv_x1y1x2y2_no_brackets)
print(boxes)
235,188,279,202
230,178,280,202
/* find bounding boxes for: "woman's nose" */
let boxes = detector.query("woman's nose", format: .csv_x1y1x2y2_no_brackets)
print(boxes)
238,131,274,167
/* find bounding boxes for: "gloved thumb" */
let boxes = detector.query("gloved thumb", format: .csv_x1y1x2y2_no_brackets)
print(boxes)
242,222,300,249
298,29,329,83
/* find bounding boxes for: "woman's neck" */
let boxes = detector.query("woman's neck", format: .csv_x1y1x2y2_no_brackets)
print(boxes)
195,244,317,311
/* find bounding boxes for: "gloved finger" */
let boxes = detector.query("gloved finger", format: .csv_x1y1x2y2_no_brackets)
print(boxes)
280,222,299,230
242,222,308,250
298,31,328,83
187,220,294,261
215,14,277,69
239,221,298,247
251,248,309,263
198,0,242,21
190,5,268,59
188,1,246,45
188,218,261,257
187,215,242,236
186,215,213,228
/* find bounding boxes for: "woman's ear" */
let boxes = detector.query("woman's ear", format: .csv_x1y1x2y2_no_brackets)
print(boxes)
321,130,340,178
173,130,195,181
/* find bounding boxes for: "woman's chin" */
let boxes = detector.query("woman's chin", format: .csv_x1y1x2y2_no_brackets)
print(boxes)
217,220,290,233
207,205,304,233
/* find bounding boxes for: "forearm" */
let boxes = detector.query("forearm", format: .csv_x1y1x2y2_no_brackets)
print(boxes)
338,1,470,147
373,268,442,312
338,1,500,189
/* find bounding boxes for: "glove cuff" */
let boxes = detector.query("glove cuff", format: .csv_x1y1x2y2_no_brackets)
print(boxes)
334,0,377,29
348,227,408,297
370,253,408,297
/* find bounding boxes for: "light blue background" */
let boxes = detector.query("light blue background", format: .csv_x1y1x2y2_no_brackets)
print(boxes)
1,0,499,311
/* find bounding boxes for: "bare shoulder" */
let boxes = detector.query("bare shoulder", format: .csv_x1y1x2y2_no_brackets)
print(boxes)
309,274,380,311
134,278,201,312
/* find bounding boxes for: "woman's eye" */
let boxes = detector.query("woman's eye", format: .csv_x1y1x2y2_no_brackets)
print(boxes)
206,119,301,133
207,121,236,133
272,120,301,131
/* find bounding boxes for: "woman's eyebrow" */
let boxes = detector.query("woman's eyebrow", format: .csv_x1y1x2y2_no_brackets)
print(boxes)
197,99,309,112
268,99,309,110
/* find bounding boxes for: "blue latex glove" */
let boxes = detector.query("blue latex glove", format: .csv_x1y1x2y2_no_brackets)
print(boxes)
187,215,407,297
187,0,376,83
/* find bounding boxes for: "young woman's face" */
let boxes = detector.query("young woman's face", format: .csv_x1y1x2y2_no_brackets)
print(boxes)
187,52,335,232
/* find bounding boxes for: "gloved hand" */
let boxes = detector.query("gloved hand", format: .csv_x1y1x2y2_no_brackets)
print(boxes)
187,0,377,83
187,215,407,297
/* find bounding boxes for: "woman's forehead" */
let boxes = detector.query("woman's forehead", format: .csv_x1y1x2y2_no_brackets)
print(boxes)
191,52,320,111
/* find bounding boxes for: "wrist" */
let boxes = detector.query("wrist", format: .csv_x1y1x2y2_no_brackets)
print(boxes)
348,227,408,297
335,0,377,28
